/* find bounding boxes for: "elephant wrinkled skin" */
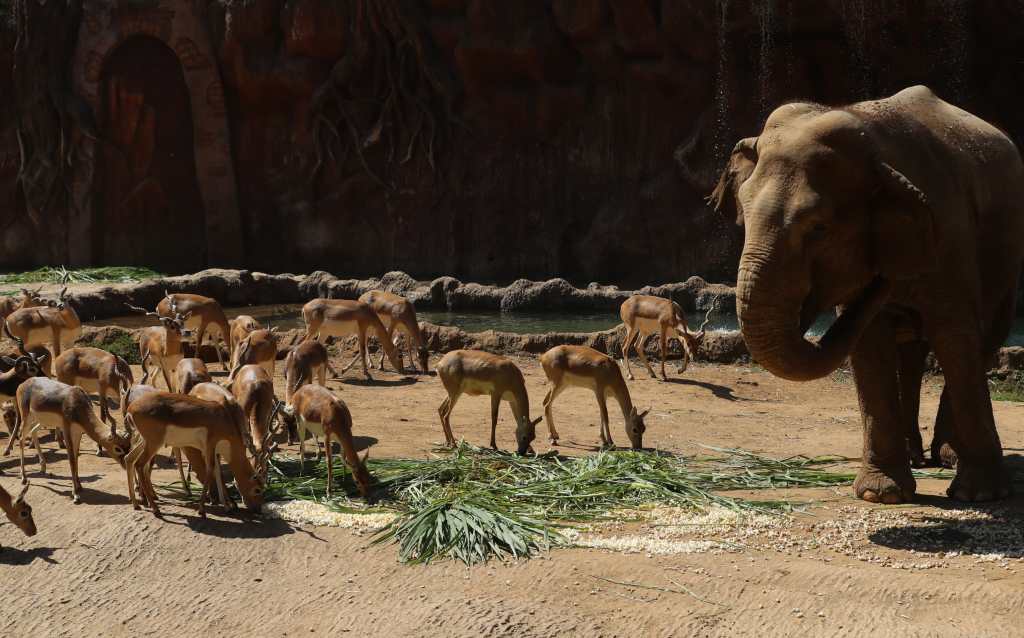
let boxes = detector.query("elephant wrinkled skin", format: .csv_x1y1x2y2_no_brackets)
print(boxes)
709,85,1024,503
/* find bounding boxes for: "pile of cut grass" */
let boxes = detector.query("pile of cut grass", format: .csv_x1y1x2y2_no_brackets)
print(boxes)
0,265,163,285
265,444,951,564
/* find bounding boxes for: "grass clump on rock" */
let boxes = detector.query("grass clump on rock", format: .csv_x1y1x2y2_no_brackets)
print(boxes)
0,265,162,285
265,444,886,565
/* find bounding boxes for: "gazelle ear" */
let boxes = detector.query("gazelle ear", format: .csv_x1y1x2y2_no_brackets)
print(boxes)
1,356,16,367
16,482,29,502
530,416,543,427
639,408,651,418
360,450,370,464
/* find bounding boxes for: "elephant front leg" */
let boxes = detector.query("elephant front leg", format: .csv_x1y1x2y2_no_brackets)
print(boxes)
897,340,928,468
852,318,916,504
931,333,1009,501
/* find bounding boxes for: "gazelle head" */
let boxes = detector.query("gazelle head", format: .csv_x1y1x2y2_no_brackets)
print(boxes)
19,287,43,308
626,407,650,450
347,449,372,497
2,320,48,377
515,416,543,456
5,483,37,537
126,302,190,334
45,286,70,310
106,431,132,468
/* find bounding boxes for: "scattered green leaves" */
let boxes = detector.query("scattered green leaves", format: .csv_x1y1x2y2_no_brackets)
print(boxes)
265,444,892,565
990,371,1024,402
0,265,163,285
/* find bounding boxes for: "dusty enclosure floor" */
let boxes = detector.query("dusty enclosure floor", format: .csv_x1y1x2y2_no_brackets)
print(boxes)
2,354,1023,638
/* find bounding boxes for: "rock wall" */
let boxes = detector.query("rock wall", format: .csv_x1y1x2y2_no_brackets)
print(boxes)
2,2,1024,286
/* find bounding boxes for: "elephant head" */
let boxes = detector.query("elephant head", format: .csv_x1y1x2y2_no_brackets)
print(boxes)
709,105,936,381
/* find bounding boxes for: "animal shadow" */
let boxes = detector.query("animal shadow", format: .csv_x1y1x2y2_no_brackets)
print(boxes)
341,376,417,387
183,513,298,539
868,506,1024,559
664,378,738,401
0,546,58,565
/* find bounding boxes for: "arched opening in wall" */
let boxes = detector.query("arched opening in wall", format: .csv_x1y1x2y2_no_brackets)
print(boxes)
94,35,206,271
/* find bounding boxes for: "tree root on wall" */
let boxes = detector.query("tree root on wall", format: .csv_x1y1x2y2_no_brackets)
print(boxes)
308,0,458,191
11,0,95,251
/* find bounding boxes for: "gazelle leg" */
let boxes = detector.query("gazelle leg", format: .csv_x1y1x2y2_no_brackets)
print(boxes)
194,323,207,363
359,331,373,380
298,420,307,474
659,331,669,381
125,437,147,510
635,333,658,379
437,392,461,447
174,447,192,496
622,327,639,380
214,456,235,511
596,391,613,449
159,360,174,392
489,393,500,450
65,427,82,503
33,429,45,475
325,430,334,499
542,382,566,444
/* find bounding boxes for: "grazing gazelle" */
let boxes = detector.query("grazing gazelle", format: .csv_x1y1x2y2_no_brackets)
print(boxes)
283,340,335,403
174,358,211,396
53,347,133,432
301,298,404,379
157,292,232,370
125,392,268,517
358,290,430,373
540,345,649,450
229,364,277,454
228,327,278,380
14,377,130,503
229,315,260,366
619,295,718,381
128,302,189,390
0,287,44,323
0,481,36,543
283,384,371,498
435,350,542,455
5,286,81,368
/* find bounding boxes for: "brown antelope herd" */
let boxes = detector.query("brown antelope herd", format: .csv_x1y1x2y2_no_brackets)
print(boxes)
0,284,715,548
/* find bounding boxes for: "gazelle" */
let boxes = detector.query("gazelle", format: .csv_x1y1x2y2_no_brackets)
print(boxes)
14,377,130,503
283,340,335,403
282,384,371,498
228,327,278,381
0,327,49,456
53,347,133,432
358,290,430,373
620,295,718,381
128,302,189,390
157,292,232,370
5,287,81,368
229,315,260,366
125,391,269,517
230,364,277,454
435,350,542,455
0,481,36,542
0,287,44,323
174,358,211,395
301,299,404,379
188,382,268,511
540,345,649,449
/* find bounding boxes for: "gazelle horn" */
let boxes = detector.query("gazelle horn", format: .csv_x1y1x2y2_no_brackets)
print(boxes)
125,303,160,318
17,482,29,502
696,295,720,340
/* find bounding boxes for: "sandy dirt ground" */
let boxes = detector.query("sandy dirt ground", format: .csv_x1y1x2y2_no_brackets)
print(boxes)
1,350,1023,638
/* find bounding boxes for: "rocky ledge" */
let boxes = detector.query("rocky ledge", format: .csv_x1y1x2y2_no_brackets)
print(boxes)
50,269,734,322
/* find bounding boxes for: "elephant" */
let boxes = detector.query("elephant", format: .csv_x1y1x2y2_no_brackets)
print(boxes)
709,85,1024,503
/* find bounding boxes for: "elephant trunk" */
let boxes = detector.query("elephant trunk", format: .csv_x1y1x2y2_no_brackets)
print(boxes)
736,249,891,382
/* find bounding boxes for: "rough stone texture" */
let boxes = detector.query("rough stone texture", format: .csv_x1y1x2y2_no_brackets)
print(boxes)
4,2,1023,288
47,269,734,321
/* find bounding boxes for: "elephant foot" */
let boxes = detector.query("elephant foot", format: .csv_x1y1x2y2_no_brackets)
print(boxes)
854,464,916,504
931,441,958,469
948,460,1011,502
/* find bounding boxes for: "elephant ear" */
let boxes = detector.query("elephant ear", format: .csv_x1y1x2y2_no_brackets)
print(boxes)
871,163,938,279
707,137,758,226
